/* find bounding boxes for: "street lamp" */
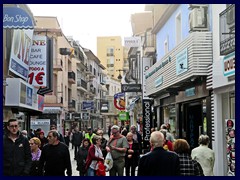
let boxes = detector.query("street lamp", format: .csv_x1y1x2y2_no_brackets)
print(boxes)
116,69,125,80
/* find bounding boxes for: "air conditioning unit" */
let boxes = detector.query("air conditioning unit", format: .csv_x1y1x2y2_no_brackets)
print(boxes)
189,7,207,30
227,5,235,25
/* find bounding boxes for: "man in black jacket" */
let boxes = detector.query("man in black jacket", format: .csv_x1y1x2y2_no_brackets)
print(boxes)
137,131,180,176
39,130,72,176
3,119,32,176
72,127,83,159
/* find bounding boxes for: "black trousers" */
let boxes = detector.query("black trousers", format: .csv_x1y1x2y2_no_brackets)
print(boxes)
74,145,80,158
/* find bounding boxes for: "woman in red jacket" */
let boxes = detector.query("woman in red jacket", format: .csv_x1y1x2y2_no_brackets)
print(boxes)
85,135,104,176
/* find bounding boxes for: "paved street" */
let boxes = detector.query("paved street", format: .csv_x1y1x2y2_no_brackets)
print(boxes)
68,133,138,176
69,133,110,176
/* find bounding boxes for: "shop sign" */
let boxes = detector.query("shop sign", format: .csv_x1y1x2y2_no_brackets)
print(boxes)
118,111,129,121
3,7,34,29
100,102,109,113
82,101,94,110
28,35,47,86
155,76,163,87
5,78,40,112
114,92,125,110
146,56,171,79
223,52,235,77
142,57,151,99
142,99,153,149
9,29,34,80
185,87,195,97
121,84,141,92
124,36,141,48
176,48,188,76
82,112,89,120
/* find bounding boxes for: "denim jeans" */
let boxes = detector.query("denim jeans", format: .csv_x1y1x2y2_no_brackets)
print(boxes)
87,167,95,176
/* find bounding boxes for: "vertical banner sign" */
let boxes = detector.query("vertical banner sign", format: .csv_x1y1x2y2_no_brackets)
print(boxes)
142,99,152,149
142,57,151,99
9,29,34,80
226,119,235,176
28,35,47,87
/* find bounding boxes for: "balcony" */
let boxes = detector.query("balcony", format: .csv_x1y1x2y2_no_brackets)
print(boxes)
43,95,63,107
53,58,63,71
77,79,88,92
143,33,155,56
219,4,235,55
68,71,76,84
68,99,76,112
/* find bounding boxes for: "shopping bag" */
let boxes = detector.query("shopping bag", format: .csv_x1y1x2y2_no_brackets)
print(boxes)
96,161,106,176
104,152,113,171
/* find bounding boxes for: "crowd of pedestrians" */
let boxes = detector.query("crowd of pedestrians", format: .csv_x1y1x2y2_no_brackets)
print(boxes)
3,118,215,176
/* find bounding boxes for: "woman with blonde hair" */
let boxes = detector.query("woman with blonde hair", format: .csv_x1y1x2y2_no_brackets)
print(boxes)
29,137,42,176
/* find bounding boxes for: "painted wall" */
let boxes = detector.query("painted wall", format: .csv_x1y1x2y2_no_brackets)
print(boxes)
156,4,213,61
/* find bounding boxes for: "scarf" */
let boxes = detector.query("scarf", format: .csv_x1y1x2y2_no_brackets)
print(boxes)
108,134,124,146
32,148,41,161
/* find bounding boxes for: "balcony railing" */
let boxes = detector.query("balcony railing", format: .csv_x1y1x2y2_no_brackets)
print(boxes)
77,79,87,91
53,58,63,71
219,4,235,55
68,71,76,84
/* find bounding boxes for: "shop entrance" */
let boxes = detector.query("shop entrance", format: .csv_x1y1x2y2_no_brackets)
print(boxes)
184,102,202,149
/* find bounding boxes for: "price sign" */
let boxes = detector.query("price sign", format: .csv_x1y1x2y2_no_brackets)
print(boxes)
28,35,47,86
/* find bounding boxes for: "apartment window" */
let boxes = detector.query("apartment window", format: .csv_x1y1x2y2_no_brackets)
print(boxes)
176,12,182,45
90,65,92,72
107,47,114,56
94,68,96,75
107,57,114,68
164,37,169,55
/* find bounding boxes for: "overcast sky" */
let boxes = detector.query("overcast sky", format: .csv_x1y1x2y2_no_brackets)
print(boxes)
28,4,145,54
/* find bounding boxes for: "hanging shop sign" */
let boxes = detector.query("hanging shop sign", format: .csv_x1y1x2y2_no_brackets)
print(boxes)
3,7,34,29
9,29,34,80
118,111,129,121
223,51,235,77
121,84,141,92
114,92,125,110
82,101,94,110
100,101,109,113
28,35,47,87
142,99,153,149
5,78,41,112
124,36,141,48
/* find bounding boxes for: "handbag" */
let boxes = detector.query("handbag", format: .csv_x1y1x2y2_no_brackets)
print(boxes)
96,161,106,176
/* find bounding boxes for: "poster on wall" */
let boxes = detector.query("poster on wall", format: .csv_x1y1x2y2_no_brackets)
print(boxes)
226,119,235,176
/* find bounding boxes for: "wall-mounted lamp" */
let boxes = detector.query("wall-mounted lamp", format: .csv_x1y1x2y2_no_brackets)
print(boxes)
116,69,125,80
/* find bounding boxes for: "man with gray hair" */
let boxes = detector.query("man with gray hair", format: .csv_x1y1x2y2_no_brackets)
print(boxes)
106,125,129,176
191,134,215,176
138,131,180,176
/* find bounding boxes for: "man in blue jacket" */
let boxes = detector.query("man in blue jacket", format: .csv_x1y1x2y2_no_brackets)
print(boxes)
3,119,32,176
